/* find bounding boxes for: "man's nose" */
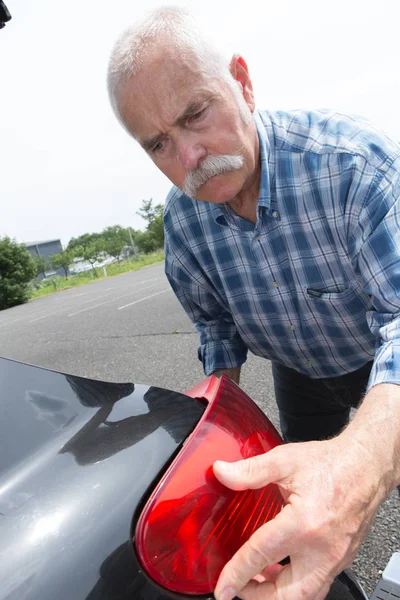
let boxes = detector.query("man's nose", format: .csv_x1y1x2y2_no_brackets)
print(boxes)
175,136,207,171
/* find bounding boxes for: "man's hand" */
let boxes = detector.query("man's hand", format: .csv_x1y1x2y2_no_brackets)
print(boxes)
213,435,388,600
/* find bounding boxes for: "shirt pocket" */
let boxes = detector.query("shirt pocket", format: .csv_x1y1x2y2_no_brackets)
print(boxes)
302,282,371,325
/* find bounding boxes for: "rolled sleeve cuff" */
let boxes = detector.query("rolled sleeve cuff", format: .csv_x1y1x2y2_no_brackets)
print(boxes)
367,340,400,391
198,340,248,376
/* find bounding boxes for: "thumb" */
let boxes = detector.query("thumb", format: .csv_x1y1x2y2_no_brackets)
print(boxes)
213,448,288,491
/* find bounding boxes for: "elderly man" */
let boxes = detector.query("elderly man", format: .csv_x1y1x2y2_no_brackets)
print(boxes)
107,7,400,600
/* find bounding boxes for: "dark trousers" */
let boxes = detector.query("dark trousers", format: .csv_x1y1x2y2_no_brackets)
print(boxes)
271,361,373,443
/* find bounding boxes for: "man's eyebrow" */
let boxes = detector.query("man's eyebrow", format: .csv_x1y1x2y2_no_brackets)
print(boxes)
177,100,205,124
143,133,164,152
142,99,208,151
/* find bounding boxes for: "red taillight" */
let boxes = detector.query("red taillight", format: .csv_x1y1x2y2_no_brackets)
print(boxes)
135,375,284,595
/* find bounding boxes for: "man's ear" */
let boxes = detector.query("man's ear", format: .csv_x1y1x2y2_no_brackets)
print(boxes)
229,54,255,112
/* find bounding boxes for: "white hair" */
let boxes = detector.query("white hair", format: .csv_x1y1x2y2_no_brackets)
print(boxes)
107,6,251,128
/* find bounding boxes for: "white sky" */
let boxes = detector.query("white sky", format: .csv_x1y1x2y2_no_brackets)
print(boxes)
1,0,399,246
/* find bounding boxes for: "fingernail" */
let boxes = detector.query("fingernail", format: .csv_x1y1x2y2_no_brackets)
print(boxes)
218,586,237,600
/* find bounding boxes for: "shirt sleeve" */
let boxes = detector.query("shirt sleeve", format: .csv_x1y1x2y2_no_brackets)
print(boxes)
165,239,248,376
350,155,400,391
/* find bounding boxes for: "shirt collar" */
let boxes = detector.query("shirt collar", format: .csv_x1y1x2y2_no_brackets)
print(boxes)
254,109,272,211
210,109,272,226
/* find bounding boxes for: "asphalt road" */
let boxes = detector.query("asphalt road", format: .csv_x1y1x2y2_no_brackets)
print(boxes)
0,261,398,595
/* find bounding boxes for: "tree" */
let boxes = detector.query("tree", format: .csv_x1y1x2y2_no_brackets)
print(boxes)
134,230,158,254
32,254,48,278
101,225,130,262
147,211,164,248
136,199,165,253
137,198,164,225
50,249,75,279
76,240,105,274
0,237,36,310
67,232,103,253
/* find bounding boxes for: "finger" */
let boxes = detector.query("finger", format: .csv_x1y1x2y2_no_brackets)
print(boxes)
237,579,275,600
215,506,300,599
213,446,294,491
253,562,285,583
237,578,332,600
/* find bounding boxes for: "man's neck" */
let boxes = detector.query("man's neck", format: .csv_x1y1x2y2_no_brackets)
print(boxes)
227,158,261,224
227,195,258,224
226,121,261,224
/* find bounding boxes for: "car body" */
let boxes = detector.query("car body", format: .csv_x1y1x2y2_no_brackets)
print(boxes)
0,356,371,600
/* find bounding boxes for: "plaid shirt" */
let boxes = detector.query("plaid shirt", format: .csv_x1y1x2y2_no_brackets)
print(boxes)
164,109,400,390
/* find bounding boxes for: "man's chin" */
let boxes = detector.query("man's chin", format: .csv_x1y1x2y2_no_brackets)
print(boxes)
182,173,220,199
188,172,240,204
194,187,238,205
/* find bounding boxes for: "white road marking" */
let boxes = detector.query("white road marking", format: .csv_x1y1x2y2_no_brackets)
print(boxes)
31,284,148,322
117,289,170,310
74,292,114,305
68,283,163,317
30,291,117,322
136,277,161,284
29,310,68,323
1,290,110,326
0,316,27,328
1,276,165,325
68,300,116,317
53,290,93,300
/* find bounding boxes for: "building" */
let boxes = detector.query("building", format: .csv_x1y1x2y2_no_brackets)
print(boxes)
25,239,64,279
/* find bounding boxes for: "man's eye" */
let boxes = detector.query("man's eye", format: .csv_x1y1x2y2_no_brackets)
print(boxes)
188,108,206,123
152,141,165,153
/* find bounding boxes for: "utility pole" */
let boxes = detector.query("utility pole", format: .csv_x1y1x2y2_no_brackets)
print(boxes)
128,227,135,252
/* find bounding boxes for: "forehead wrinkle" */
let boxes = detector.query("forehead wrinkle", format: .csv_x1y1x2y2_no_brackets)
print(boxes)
177,99,206,123
141,95,213,150
117,41,231,141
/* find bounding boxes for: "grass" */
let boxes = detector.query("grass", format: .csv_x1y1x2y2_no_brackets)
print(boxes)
30,250,165,300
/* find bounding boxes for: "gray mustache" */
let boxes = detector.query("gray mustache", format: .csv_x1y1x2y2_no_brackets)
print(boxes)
182,154,244,198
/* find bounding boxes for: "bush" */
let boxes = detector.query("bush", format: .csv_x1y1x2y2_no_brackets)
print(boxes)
0,237,36,310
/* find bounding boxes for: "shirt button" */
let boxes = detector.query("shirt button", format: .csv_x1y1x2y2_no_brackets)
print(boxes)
289,324,295,331
255,236,261,242
306,360,313,367
272,210,279,218
272,281,279,288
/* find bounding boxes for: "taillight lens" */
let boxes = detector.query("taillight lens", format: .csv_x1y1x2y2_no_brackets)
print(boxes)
135,375,284,595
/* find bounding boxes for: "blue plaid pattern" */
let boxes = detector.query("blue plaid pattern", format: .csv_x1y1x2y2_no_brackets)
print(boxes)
164,109,400,390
